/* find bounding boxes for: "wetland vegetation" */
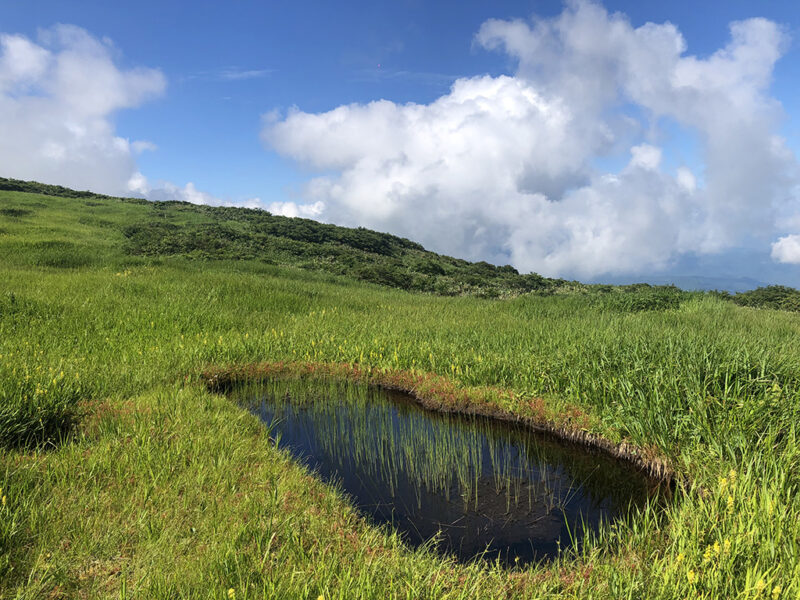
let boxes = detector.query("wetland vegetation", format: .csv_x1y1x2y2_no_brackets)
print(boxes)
0,180,799,598
238,378,663,566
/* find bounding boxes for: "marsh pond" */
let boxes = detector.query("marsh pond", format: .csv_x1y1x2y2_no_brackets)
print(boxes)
234,379,664,566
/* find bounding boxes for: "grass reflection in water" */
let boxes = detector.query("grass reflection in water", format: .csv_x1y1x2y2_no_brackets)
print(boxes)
235,378,662,566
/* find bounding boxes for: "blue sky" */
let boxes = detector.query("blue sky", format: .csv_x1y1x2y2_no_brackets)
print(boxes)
2,0,800,288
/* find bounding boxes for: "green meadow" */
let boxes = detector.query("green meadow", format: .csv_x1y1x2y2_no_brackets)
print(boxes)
1,186,799,598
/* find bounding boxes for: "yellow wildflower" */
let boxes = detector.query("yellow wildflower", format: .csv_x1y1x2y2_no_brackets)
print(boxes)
727,495,734,512
755,579,766,595
676,552,685,563
713,541,721,556
729,468,737,482
227,589,235,599
719,476,728,490
772,585,782,599
687,569,696,584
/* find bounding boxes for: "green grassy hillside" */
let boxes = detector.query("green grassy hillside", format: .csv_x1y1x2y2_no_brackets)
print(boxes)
1,183,799,598
4,176,797,310
0,177,565,298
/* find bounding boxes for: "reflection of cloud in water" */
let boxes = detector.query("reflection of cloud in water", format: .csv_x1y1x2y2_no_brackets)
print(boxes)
239,379,662,565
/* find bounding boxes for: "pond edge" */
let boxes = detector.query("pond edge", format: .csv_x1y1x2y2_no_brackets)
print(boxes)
201,361,678,487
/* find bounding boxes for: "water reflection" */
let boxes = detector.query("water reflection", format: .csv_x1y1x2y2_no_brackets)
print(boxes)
236,379,662,565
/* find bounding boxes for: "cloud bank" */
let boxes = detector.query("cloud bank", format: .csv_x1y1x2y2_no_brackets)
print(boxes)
263,1,800,278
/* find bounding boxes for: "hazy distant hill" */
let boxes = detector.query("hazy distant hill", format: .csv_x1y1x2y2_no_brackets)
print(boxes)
592,274,769,294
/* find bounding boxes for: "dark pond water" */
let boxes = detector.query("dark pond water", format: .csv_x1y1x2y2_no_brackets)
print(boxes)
237,379,663,566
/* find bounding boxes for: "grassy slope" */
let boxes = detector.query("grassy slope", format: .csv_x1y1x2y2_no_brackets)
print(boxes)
1,189,799,598
0,178,562,298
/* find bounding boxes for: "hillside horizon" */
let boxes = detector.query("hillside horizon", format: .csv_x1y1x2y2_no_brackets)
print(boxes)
0,176,785,295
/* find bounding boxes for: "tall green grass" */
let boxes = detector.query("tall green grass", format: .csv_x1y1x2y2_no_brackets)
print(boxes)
1,189,799,597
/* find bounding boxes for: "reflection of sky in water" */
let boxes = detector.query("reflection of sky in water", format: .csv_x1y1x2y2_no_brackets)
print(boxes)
243,381,660,565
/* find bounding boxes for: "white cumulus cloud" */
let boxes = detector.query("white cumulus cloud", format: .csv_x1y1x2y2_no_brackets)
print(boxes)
0,25,165,196
0,25,230,206
771,234,800,264
262,0,800,278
